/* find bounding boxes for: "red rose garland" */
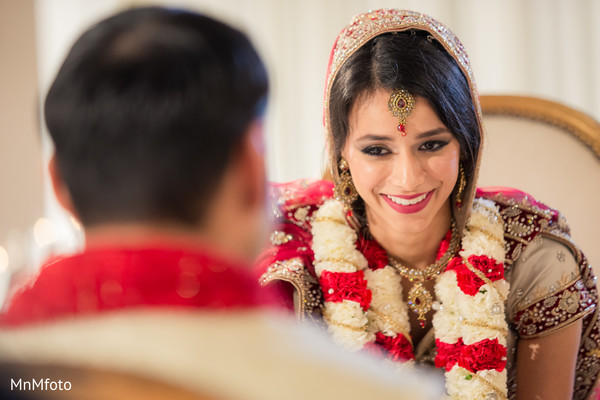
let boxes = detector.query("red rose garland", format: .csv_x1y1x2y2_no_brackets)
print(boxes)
312,198,509,399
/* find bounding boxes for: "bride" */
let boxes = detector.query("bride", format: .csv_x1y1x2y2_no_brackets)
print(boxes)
256,9,599,400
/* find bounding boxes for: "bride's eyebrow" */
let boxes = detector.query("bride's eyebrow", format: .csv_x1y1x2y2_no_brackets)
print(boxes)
416,127,450,139
355,134,393,142
355,128,450,143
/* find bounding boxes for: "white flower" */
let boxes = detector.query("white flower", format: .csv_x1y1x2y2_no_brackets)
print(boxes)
462,199,505,262
478,369,507,393
435,271,459,304
323,300,367,327
365,267,409,335
328,326,374,351
314,260,358,275
323,301,373,350
312,200,367,275
432,310,462,343
317,199,347,221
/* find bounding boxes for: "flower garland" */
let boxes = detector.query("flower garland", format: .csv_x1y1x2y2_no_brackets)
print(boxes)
311,198,509,399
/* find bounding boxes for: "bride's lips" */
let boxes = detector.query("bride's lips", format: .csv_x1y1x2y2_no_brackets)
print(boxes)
382,190,434,214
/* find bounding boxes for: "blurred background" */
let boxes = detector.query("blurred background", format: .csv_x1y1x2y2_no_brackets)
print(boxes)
1,0,599,306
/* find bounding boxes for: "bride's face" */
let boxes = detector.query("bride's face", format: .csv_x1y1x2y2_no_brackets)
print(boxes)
341,89,460,235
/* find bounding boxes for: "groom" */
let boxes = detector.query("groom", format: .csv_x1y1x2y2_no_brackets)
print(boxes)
0,7,441,399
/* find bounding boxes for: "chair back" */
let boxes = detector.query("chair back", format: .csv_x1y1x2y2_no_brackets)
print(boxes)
478,95,600,271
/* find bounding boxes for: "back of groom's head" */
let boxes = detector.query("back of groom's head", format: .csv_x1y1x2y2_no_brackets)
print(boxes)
45,7,269,230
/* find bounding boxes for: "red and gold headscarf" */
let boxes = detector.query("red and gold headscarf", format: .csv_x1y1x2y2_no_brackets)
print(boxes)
323,9,484,235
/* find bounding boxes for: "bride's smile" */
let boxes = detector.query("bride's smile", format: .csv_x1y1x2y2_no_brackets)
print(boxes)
382,190,433,213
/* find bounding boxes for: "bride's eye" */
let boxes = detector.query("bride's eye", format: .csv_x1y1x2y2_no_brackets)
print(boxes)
419,140,449,152
361,145,390,156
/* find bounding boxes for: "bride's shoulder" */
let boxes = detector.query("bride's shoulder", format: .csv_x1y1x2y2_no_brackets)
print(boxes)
475,186,560,220
268,179,335,219
475,186,576,265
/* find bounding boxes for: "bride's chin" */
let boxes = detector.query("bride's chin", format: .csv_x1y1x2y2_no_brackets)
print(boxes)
368,209,433,236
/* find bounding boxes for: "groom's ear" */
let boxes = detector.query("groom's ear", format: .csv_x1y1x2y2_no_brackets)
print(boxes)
235,119,266,213
48,153,79,220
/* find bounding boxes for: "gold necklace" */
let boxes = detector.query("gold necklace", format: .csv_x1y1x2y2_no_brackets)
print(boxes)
387,222,459,327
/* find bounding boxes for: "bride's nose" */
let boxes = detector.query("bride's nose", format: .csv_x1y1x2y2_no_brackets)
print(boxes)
390,151,425,189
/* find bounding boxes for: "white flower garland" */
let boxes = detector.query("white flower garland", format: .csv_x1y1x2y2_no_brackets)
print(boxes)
311,198,509,399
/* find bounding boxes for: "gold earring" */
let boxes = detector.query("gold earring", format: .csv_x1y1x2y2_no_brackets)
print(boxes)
334,158,358,213
455,164,466,208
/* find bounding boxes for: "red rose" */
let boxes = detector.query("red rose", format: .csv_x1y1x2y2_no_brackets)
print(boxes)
363,341,386,359
320,270,372,311
356,237,389,270
455,267,484,295
435,338,464,371
447,255,504,296
375,332,415,362
446,256,463,271
468,255,504,281
458,338,507,373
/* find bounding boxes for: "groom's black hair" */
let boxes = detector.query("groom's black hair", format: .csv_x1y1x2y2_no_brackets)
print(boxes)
45,7,268,227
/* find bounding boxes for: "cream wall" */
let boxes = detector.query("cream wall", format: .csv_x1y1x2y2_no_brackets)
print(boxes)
2,0,599,265
0,0,44,286
33,0,600,182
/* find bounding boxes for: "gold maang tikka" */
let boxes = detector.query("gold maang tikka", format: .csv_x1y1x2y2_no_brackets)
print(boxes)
387,88,415,136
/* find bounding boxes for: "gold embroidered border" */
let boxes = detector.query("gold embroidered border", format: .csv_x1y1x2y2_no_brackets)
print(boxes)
583,304,599,339
516,276,583,311
520,306,595,339
487,192,554,220
260,258,312,320
504,233,530,246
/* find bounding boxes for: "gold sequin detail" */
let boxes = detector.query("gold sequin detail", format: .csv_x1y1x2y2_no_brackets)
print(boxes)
369,308,412,344
323,315,367,333
313,216,346,225
463,320,508,336
467,225,504,247
463,258,507,302
469,373,508,400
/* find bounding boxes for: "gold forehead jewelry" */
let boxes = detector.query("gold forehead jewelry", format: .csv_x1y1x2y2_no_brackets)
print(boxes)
387,221,459,327
387,88,415,136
